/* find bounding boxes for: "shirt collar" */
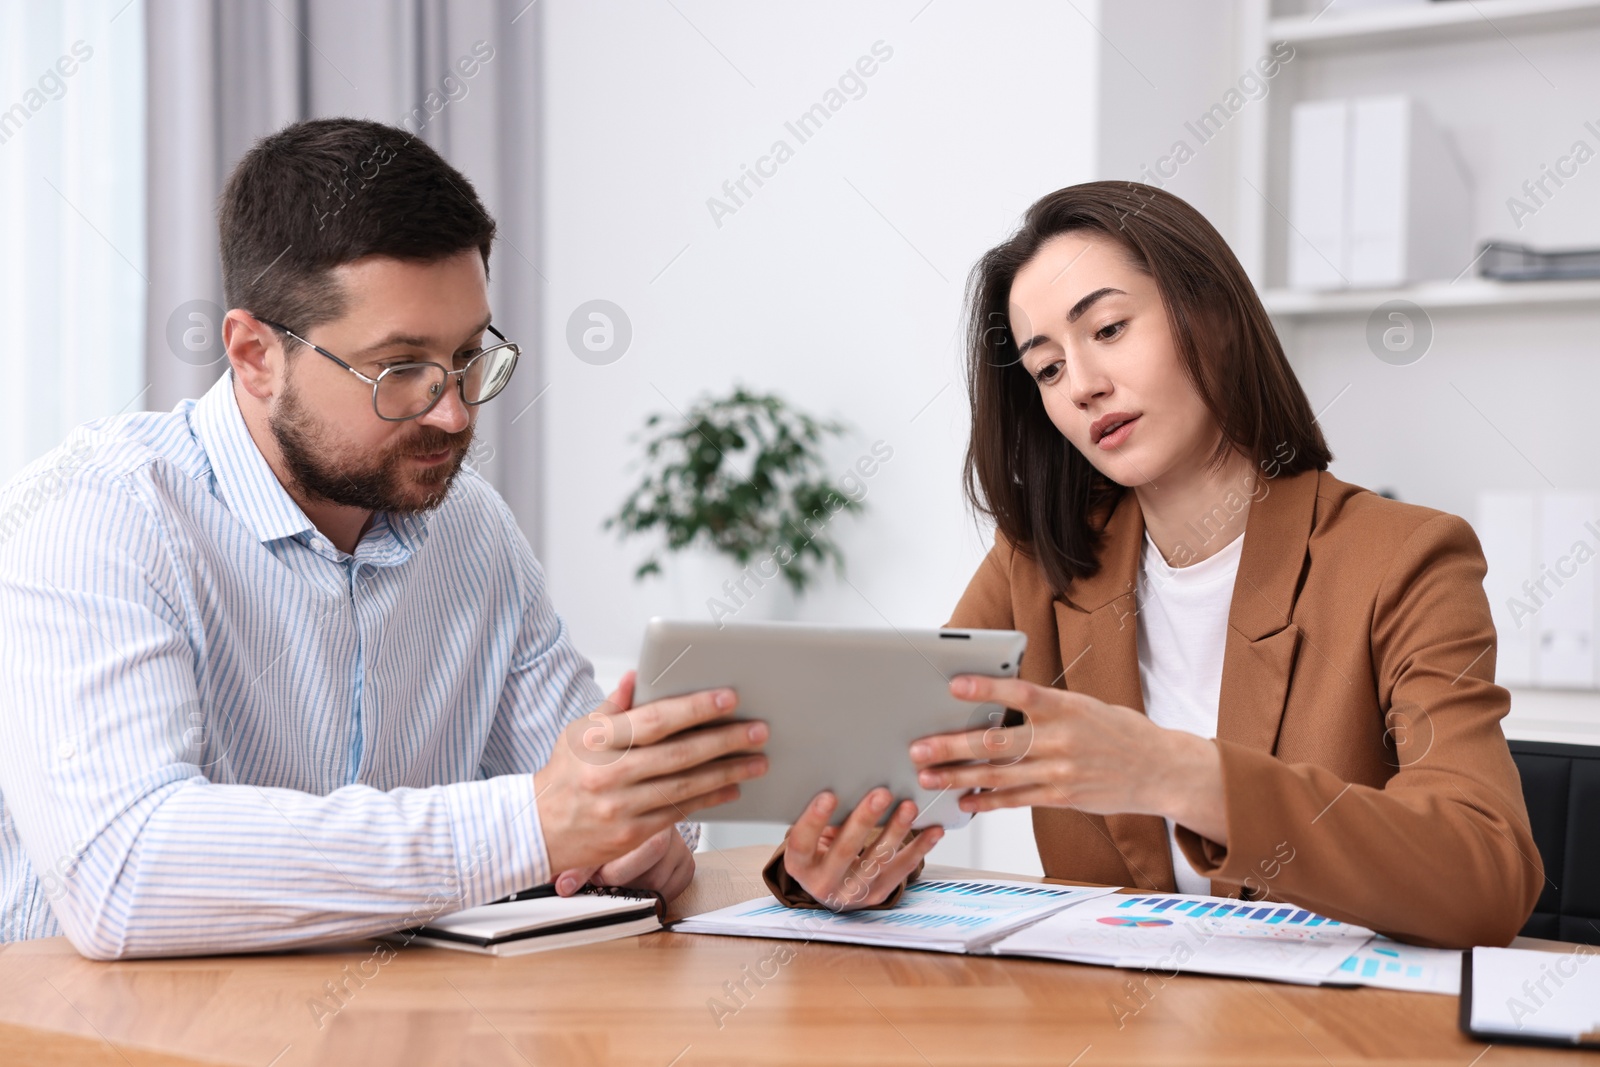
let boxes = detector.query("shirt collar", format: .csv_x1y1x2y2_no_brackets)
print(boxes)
359,508,430,565
190,370,433,563
191,370,317,545
1065,469,1320,643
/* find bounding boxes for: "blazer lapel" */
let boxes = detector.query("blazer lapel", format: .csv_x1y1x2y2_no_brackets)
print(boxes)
1208,468,1318,894
1050,490,1175,890
1215,470,1318,754
1047,469,1320,893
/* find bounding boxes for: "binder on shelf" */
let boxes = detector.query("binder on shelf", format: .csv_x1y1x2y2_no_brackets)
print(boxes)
1475,491,1600,690
1348,95,1472,288
1535,494,1598,688
1478,492,1537,688
1288,94,1471,291
1288,99,1349,292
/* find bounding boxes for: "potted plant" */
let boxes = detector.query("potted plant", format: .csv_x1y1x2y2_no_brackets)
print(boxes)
605,387,864,601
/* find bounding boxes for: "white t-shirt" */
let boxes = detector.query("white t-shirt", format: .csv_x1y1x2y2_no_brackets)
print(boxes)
1134,526,1244,895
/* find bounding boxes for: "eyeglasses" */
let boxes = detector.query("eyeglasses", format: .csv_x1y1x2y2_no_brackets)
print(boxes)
256,317,521,422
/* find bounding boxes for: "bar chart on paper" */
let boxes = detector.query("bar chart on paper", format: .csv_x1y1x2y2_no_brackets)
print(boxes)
1103,895,1358,941
991,892,1378,985
1104,900,1458,993
1332,938,1461,995
813,881,1086,932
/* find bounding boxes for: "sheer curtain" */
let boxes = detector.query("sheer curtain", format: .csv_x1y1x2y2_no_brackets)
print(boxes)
0,0,145,484
142,0,546,547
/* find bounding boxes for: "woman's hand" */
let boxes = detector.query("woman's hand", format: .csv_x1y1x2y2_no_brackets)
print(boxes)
912,675,1228,844
781,788,944,910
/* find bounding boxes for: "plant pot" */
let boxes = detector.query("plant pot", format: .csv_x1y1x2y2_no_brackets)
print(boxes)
664,547,799,626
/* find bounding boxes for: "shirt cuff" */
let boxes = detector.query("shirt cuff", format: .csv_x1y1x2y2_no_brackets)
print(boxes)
442,774,551,907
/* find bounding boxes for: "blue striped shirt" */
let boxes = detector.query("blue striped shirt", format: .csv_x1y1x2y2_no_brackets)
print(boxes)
0,370,672,958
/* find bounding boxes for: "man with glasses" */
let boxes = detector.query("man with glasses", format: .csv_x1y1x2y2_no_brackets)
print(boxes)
0,118,768,958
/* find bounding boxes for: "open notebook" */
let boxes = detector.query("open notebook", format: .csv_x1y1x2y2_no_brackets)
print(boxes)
387,886,664,957
675,880,1463,992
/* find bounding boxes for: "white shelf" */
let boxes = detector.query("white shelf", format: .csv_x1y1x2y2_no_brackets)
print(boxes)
1270,0,1600,53
1260,277,1600,317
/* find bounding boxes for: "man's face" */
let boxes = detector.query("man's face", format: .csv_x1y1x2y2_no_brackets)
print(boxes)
267,250,492,514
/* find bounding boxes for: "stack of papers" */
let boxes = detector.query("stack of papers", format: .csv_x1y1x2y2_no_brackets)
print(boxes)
677,880,1469,994
673,879,1116,954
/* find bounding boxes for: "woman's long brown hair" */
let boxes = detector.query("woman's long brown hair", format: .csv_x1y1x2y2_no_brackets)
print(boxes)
962,181,1332,595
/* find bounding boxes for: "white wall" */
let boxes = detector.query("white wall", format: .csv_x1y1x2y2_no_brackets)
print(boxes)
1094,0,1251,253
540,0,1101,873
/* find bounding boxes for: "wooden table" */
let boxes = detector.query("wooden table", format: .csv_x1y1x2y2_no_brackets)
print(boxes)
0,846,1593,1066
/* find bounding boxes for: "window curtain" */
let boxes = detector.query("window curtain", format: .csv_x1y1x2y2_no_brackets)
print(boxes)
0,0,146,484
142,0,546,546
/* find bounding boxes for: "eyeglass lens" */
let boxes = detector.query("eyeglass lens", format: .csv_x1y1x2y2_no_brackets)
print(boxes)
375,345,518,420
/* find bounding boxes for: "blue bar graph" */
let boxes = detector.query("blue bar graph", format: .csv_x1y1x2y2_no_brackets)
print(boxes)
1116,895,1341,928
1336,944,1443,991
911,880,1082,899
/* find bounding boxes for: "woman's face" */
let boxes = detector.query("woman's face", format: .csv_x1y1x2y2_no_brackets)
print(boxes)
1006,232,1222,489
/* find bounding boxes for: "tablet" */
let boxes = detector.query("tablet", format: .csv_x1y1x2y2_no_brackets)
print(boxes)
631,617,1027,830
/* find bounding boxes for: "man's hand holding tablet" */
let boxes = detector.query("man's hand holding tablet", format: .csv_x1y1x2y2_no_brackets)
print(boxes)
534,670,770,898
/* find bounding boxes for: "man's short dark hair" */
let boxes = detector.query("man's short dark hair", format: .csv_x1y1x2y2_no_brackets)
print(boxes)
218,117,497,333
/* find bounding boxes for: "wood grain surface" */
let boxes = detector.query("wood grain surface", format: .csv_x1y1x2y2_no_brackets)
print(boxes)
0,845,1592,1066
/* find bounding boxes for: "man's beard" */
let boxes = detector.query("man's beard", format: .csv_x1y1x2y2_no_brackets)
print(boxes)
269,375,474,515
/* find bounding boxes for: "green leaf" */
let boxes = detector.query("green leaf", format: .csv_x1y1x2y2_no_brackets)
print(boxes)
602,387,867,592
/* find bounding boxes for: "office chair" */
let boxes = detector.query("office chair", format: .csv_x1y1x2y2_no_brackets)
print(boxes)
1508,739,1600,945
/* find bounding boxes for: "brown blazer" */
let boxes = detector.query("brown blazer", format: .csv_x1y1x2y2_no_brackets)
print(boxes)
766,468,1542,948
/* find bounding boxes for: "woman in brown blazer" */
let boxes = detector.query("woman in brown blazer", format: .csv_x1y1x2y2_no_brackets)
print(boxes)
764,181,1542,949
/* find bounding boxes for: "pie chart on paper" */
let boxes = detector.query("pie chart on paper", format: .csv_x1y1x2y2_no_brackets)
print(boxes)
1096,916,1173,928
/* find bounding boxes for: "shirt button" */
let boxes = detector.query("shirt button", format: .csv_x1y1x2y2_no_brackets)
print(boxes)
57,739,76,760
